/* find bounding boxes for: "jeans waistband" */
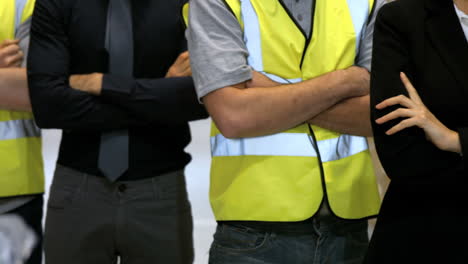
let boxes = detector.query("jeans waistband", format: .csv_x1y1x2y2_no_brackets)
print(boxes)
218,211,366,234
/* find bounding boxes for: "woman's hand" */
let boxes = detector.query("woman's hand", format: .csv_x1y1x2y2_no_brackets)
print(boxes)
375,72,461,154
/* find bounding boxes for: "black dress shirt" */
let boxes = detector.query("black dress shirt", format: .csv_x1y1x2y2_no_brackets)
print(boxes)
28,0,207,180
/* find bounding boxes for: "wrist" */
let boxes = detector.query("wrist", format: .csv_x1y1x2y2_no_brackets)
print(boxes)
330,69,354,100
443,130,462,154
87,73,103,95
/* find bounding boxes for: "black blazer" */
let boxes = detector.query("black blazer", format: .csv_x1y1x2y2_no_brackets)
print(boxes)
366,0,468,263
28,0,207,179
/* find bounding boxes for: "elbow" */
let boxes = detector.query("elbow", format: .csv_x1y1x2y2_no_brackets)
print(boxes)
204,87,254,138
215,115,246,139
32,110,55,129
29,94,61,129
212,110,253,139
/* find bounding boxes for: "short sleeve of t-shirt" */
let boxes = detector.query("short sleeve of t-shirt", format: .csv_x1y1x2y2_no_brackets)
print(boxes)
187,0,385,101
187,0,252,101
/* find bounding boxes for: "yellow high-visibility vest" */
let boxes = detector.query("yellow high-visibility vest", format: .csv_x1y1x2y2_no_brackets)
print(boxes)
186,0,381,221
0,0,44,198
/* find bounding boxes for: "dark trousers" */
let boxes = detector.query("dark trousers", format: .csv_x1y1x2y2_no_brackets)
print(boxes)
44,165,194,264
209,216,369,264
5,195,44,264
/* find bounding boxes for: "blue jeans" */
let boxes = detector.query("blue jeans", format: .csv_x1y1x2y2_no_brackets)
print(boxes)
209,215,368,264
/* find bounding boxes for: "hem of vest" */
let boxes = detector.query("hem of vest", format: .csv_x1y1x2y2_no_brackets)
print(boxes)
214,213,379,223
0,192,44,199
327,213,379,221
308,124,377,222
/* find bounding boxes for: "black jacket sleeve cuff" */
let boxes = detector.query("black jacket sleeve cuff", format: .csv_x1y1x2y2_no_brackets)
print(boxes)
458,128,468,166
101,74,134,99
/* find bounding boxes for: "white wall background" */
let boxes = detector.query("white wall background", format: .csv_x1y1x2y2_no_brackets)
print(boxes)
41,119,216,264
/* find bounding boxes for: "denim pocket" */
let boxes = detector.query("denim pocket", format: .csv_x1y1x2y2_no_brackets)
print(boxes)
213,223,270,253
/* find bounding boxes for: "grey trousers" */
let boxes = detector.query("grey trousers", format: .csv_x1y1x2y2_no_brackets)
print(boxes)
44,165,194,264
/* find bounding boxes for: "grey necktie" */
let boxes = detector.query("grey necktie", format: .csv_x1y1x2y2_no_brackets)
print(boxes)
99,0,133,181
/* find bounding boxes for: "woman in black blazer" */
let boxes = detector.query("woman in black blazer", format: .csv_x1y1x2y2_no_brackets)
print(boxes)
366,0,468,263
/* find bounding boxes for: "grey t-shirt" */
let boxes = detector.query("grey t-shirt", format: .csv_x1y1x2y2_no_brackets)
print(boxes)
187,0,386,100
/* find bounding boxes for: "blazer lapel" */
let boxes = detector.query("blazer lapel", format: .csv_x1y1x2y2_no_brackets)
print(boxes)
425,0,468,93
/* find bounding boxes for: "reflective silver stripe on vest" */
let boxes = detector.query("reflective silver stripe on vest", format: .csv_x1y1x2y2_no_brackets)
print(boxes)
212,133,316,157
317,135,369,162
241,0,263,71
0,119,41,141
347,0,371,54
211,134,368,162
14,0,28,30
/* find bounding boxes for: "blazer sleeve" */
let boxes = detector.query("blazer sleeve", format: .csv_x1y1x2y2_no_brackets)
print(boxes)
370,3,462,180
99,20,208,125
27,0,145,131
458,128,468,167
101,63,208,125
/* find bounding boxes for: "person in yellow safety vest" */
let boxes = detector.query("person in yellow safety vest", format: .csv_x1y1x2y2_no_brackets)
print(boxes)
187,0,386,263
0,0,45,263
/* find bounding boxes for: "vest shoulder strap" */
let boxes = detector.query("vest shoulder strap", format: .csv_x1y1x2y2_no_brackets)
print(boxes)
20,0,35,23
14,0,34,30
182,0,242,28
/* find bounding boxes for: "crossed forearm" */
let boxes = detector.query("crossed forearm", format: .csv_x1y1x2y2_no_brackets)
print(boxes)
204,70,364,138
222,69,371,138
0,68,31,112
308,95,372,137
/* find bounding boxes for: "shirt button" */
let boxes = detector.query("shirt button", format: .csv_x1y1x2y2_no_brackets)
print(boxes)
297,14,303,21
118,184,127,192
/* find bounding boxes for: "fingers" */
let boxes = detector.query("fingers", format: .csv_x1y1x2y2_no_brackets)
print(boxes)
180,57,191,72
376,94,415,110
385,118,419,135
166,52,191,77
400,72,422,103
175,51,189,64
0,39,20,48
182,67,192,77
7,50,24,67
376,108,415,124
0,44,23,67
1,43,21,56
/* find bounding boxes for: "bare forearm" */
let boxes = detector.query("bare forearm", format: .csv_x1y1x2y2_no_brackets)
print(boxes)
205,70,360,138
308,95,372,137
0,68,31,111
